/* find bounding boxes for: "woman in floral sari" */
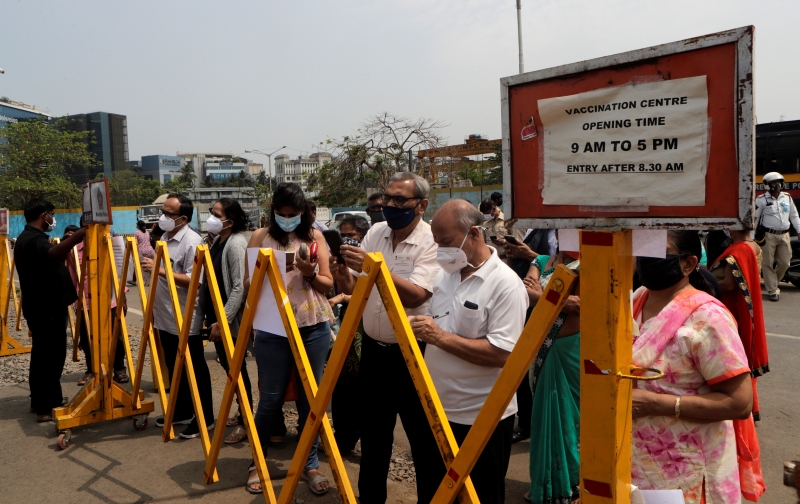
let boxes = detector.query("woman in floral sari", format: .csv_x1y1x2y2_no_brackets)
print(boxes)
632,230,755,504
522,248,581,504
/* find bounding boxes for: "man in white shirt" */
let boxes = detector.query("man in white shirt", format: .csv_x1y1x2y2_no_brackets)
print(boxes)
755,172,800,301
410,199,528,504
141,193,215,438
333,172,441,504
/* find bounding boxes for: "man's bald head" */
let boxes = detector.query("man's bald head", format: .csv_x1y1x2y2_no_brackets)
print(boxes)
434,199,483,234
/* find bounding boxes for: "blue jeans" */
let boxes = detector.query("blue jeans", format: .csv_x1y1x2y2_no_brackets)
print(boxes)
254,321,330,471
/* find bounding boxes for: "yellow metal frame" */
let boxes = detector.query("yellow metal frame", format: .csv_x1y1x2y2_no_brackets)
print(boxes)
202,247,355,503
0,234,31,356
53,224,154,431
578,230,633,504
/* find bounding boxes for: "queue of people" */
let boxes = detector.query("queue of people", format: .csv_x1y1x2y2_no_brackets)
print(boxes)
13,171,783,504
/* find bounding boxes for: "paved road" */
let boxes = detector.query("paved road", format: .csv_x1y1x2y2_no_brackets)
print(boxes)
0,279,798,503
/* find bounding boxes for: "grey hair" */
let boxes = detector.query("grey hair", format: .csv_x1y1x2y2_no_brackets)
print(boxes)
436,199,483,233
387,171,430,199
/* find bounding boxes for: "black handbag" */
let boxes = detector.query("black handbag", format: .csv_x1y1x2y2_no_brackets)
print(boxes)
754,212,767,245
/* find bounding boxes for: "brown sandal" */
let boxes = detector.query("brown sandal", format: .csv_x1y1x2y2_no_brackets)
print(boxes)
78,373,92,386
113,370,130,384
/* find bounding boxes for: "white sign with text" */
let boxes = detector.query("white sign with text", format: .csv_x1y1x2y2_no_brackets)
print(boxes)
538,76,709,207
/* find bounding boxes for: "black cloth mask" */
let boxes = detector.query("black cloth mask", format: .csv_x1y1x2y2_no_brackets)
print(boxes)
636,254,688,291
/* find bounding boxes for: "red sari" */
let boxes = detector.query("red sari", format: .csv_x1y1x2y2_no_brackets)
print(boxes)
712,241,768,502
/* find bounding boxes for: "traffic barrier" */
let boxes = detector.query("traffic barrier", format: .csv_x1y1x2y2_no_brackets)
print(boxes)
0,233,30,356
203,247,355,504
52,224,155,449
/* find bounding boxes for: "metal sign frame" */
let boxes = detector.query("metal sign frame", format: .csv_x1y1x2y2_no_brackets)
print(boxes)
500,26,754,230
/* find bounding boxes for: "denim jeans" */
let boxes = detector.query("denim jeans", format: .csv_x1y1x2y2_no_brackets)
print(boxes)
254,321,330,471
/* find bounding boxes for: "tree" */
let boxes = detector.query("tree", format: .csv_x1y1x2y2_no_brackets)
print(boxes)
0,118,96,209
316,112,447,205
162,178,193,194
178,163,196,186
104,170,162,206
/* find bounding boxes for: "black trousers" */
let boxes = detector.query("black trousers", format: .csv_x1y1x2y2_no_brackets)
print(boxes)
213,338,252,425
78,310,126,374
332,373,361,452
515,371,532,435
358,335,442,504
160,331,215,423
28,306,68,415
448,415,515,504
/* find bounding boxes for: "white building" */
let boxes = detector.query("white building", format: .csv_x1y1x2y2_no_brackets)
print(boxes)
274,152,331,196
176,152,253,186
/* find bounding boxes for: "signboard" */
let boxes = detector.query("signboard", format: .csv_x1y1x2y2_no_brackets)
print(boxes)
0,208,8,235
500,26,754,229
315,207,330,223
82,178,113,225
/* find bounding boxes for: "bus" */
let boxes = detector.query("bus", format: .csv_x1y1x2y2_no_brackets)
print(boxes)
755,120,800,204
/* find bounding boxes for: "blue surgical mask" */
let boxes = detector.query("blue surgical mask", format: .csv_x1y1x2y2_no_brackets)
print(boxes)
275,214,302,232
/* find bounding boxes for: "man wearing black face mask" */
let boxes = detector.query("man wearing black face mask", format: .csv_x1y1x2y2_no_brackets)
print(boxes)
15,199,86,421
332,172,441,504
755,171,800,301
366,192,385,224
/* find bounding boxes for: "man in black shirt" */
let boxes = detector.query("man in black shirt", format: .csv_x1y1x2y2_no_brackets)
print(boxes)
15,199,86,422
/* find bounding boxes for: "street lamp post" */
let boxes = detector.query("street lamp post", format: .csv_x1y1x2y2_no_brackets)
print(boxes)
245,146,286,191
516,0,525,74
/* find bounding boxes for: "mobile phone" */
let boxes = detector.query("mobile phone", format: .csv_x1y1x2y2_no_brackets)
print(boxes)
323,229,345,260
504,234,520,245
490,235,498,242
285,251,295,264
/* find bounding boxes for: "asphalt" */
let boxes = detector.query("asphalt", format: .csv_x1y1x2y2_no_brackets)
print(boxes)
0,280,798,503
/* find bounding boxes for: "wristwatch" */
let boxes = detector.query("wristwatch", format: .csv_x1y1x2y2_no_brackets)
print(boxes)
303,272,317,283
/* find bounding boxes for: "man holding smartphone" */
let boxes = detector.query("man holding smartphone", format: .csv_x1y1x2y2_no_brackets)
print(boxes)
332,172,441,504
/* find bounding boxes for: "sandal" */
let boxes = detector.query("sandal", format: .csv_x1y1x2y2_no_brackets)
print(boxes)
78,373,92,386
113,370,130,384
302,469,330,495
226,416,239,427
246,465,262,494
225,426,247,444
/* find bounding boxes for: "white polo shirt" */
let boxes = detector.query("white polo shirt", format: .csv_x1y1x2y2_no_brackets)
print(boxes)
755,192,800,232
153,224,205,336
425,248,529,425
357,220,439,343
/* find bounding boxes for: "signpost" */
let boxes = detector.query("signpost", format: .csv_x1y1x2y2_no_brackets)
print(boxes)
500,26,754,504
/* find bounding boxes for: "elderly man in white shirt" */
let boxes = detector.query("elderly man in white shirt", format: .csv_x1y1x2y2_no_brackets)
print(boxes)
333,171,442,504
410,199,528,504
755,171,800,301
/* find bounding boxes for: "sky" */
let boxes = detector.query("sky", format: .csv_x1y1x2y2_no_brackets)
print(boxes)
1,0,798,165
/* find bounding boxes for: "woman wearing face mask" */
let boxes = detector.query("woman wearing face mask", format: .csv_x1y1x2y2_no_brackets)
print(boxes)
202,198,253,444
244,183,335,496
631,230,758,504
521,240,581,504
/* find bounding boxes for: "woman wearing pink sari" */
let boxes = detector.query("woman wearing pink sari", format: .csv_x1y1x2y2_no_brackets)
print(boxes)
631,231,756,504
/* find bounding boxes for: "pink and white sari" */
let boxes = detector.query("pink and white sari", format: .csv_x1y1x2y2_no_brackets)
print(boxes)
631,288,751,504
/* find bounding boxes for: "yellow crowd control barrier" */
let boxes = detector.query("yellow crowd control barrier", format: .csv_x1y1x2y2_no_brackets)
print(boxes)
52,224,154,449
202,247,354,503
0,233,30,356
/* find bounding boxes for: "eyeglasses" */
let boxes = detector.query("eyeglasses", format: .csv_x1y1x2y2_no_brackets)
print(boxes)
160,210,179,218
381,194,421,207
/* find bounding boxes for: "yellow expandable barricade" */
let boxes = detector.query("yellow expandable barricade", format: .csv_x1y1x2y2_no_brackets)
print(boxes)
0,234,31,356
52,224,155,449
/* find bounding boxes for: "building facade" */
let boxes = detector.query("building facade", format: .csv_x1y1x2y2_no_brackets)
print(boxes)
0,100,50,130
274,152,331,196
140,154,183,184
63,112,129,184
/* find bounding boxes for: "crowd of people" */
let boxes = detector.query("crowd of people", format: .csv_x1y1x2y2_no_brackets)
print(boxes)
13,170,796,504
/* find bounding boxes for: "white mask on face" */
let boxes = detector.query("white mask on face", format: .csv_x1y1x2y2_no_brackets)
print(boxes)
158,213,179,233
436,231,472,274
483,214,493,221
205,215,228,235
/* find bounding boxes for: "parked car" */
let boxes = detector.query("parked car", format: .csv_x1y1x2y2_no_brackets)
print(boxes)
327,211,371,230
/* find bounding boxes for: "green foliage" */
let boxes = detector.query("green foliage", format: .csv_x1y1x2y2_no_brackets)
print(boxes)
162,178,193,194
178,163,196,185
0,118,96,209
103,170,163,206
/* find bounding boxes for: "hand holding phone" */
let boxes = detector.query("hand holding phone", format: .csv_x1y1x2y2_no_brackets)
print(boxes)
504,234,520,245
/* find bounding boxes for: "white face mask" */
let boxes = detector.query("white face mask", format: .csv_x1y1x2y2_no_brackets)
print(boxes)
436,231,472,274
205,215,228,235
483,214,493,221
158,213,179,233
44,213,56,233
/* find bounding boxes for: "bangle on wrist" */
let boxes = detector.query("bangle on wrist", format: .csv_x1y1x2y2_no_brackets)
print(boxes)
674,396,681,419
